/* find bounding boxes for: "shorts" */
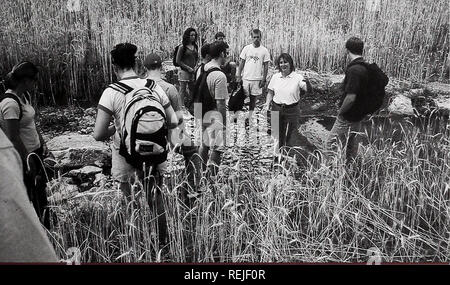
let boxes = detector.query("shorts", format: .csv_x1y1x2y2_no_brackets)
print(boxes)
111,146,167,183
242,80,263,97
202,124,226,152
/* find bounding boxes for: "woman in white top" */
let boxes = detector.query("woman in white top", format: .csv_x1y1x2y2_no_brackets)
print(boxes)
265,53,308,150
0,61,50,228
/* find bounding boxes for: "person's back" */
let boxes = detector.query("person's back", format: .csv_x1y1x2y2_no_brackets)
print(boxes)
0,128,57,262
339,57,369,122
197,41,229,178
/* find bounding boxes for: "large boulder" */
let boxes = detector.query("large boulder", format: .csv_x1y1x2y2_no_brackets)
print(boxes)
47,133,111,170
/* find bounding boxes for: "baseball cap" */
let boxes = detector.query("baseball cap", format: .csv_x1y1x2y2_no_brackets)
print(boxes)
143,53,162,69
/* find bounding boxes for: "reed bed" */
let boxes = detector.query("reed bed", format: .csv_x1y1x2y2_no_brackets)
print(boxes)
1,0,448,105
46,116,450,263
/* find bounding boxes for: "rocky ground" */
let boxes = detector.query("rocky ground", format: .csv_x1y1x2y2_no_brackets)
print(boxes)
38,65,450,202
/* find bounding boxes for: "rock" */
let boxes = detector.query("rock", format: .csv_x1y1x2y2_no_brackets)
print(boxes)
388,94,415,116
47,133,111,170
47,180,79,204
299,118,330,150
94,173,108,187
68,166,103,183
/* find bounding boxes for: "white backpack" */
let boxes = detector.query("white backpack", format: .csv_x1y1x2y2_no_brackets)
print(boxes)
111,79,168,169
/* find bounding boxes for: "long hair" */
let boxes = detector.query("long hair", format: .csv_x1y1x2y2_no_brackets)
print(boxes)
276,53,295,73
182,27,198,50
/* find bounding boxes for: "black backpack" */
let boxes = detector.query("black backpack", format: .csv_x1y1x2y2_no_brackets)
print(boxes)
349,61,389,116
227,82,245,112
173,45,184,67
193,67,224,118
0,93,25,120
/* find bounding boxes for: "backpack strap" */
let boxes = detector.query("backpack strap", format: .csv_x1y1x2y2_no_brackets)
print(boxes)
0,93,23,120
145,79,156,90
204,67,224,76
107,81,134,95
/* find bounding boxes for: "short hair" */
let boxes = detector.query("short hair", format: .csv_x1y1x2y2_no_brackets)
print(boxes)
276,53,295,73
215,32,225,39
251,29,262,36
4,61,39,89
209,41,229,59
345,37,364,55
200,43,211,59
110,43,137,69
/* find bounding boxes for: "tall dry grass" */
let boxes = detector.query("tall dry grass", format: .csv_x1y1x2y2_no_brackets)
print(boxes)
0,0,448,105
46,116,450,263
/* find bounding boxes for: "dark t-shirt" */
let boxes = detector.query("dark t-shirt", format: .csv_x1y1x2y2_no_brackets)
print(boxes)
340,57,369,122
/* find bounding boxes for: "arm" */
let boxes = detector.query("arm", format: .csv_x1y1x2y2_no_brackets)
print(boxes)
34,127,49,157
93,109,115,141
260,61,269,88
236,58,245,82
164,105,180,148
264,89,274,110
176,46,194,73
164,105,179,129
338,94,357,117
216,99,227,146
4,120,28,162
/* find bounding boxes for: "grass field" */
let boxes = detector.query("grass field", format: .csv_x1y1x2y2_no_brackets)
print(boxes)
1,0,448,105
46,114,450,263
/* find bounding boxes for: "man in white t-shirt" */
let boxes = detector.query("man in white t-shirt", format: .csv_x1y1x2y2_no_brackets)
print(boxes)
236,29,271,125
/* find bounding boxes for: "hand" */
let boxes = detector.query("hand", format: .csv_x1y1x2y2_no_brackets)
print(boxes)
259,80,266,89
42,142,49,157
236,75,242,83
263,103,270,112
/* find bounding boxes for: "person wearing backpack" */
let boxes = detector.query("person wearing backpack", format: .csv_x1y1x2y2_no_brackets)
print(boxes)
175,27,199,115
195,41,229,177
326,37,388,163
0,61,51,229
195,43,212,80
94,43,178,242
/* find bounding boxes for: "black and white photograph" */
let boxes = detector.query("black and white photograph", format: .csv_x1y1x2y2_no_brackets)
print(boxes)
0,0,448,274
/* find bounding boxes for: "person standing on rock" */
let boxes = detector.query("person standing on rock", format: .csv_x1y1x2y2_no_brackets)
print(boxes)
93,43,178,243
236,29,271,127
143,52,201,204
326,37,369,163
264,53,309,153
176,27,199,115
0,61,51,229
0,128,58,262
214,32,237,90
197,40,229,178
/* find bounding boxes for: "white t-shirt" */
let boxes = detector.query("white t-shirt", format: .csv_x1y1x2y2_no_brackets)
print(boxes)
268,72,307,105
0,92,40,152
97,77,171,149
239,44,271,81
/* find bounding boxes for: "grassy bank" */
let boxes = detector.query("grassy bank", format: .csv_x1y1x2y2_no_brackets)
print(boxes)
46,116,449,263
1,0,448,105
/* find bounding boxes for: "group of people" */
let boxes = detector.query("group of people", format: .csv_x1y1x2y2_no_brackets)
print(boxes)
0,24,374,261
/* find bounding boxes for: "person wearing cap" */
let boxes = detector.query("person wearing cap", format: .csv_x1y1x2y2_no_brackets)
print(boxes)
215,32,237,90
0,61,51,229
143,53,202,204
